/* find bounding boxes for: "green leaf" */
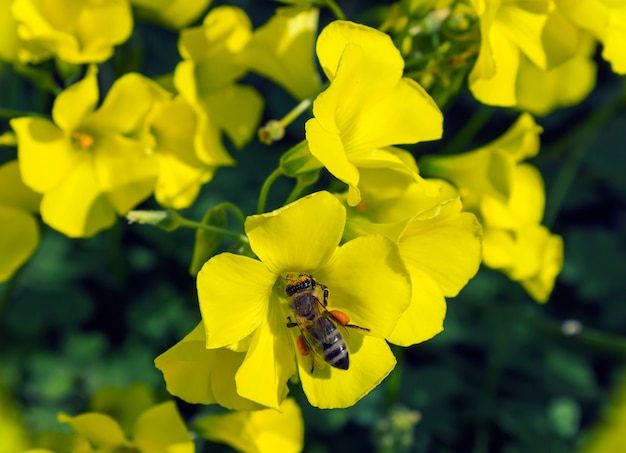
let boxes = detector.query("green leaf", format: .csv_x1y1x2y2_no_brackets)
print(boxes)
189,205,227,276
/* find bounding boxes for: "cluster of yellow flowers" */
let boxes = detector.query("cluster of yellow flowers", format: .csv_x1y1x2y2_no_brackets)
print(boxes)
1,0,624,451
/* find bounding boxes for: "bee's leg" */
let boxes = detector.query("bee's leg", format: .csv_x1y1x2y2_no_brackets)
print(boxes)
321,284,329,307
286,316,298,328
330,309,371,332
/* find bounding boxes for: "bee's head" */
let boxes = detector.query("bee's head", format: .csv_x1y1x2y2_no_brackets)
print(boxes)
285,273,316,296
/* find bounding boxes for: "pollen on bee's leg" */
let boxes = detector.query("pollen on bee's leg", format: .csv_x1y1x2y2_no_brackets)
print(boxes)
296,335,309,356
329,310,350,326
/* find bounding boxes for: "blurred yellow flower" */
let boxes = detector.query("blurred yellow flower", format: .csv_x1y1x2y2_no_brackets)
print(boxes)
556,0,626,74
305,20,443,206
516,33,597,116
342,168,482,345
175,6,263,150
158,191,412,409
420,113,563,302
579,373,626,453
59,400,193,453
11,0,132,64
0,160,40,281
243,6,321,100
195,398,304,453
469,0,556,106
150,95,234,209
11,66,168,237
131,0,212,29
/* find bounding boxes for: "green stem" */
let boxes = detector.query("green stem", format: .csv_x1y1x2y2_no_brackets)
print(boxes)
177,217,248,243
281,99,312,128
284,178,311,206
543,96,621,228
216,202,246,229
324,0,346,20
257,168,284,214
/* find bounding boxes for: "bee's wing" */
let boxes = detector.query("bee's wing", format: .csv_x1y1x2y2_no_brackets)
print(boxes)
297,324,327,370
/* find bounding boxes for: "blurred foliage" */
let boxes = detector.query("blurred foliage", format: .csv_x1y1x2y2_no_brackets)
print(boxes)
1,0,626,452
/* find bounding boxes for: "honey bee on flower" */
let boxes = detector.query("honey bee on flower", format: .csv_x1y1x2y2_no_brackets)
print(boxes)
283,272,369,372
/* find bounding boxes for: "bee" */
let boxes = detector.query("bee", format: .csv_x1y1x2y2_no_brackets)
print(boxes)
284,273,369,372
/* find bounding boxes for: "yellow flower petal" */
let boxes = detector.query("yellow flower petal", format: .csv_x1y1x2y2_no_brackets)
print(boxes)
154,323,265,410
516,46,597,116
421,148,514,204
0,206,39,282
244,7,321,100
387,268,446,346
12,0,131,64
520,232,563,303
133,402,193,453
235,301,295,409
400,199,482,297
0,160,41,213
305,118,360,189
469,25,520,106
603,6,626,74
298,335,396,408
0,0,20,62
245,191,346,274
489,113,542,162
315,20,403,83
92,134,158,214
203,83,263,149
87,73,169,135
151,97,216,208
480,163,545,229
178,6,251,88
315,235,411,338
497,0,550,69
51,65,99,133
132,0,211,29
58,413,128,448
482,225,563,302
197,253,275,348
307,21,442,205
40,155,116,237
195,398,304,453
11,117,80,193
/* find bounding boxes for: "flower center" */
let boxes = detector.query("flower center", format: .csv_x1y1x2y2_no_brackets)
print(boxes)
71,130,95,150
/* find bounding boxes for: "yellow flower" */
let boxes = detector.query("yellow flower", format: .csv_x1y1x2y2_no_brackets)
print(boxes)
0,0,19,62
195,398,304,453
131,0,212,29
158,191,412,409
556,0,626,74
58,400,193,453
579,373,626,453
420,113,563,302
469,0,555,106
174,6,263,150
516,33,597,116
305,20,443,206
150,95,234,209
243,6,321,100
342,171,482,346
11,0,132,64
0,160,41,281
11,66,169,237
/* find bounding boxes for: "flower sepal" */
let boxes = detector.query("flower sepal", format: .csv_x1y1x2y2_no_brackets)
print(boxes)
279,140,323,177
